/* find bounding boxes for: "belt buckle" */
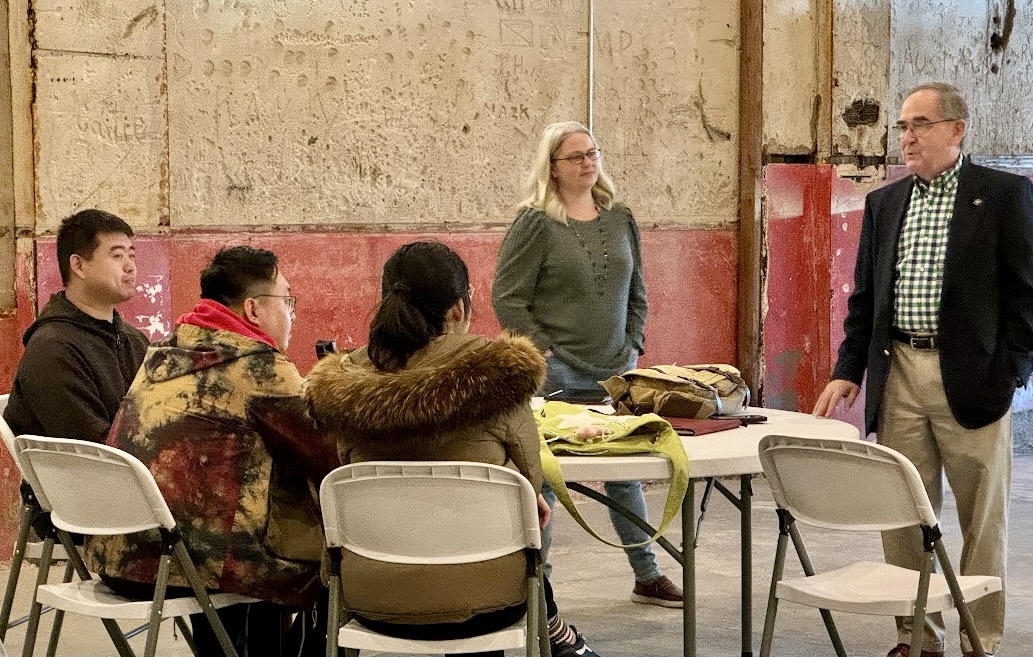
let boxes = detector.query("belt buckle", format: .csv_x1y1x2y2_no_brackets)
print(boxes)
909,335,936,349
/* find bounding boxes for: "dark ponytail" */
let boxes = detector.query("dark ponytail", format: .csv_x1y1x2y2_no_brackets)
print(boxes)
368,242,471,371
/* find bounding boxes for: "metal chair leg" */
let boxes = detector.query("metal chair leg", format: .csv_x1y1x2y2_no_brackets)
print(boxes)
537,566,550,657
934,542,986,656
143,554,173,657
759,514,789,657
525,575,539,656
43,560,74,657
335,577,357,657
910,550,935,657
326,573,341,657
173,541,238,657
21,535,55,657
0,501,35,640
787,519,846,656
50,530,134,657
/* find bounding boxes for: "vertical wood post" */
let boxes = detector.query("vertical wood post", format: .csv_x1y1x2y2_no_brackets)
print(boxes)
737,0,764,398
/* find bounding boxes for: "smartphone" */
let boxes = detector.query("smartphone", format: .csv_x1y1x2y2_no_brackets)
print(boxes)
315,340,337,359
737,414,768,425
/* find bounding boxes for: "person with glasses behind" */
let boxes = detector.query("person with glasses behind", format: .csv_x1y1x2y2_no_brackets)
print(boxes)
85,246,339,656
814,82,1033,657
492,121,682,608
305,241,600,657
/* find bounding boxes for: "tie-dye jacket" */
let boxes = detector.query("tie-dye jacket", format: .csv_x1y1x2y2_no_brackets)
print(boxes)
83,323,338,607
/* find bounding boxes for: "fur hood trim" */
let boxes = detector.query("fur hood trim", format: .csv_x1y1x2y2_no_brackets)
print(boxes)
304,333,546,435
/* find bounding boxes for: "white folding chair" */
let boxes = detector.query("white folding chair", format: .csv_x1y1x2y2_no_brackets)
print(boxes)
0,395,74,646
757,434,1000,657
13,435,257,657
320,461,551,657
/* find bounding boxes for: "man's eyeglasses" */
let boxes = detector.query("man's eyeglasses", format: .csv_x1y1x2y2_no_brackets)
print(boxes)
552,148,602,165
253,294,296,313
892,118,958,136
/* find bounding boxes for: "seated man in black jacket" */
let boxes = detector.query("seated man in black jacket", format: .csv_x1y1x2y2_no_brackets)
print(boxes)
3,209,149,542
4,208,148,442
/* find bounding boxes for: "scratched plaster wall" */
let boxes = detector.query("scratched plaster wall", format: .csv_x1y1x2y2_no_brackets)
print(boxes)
761,0,892,168
768,0,1033,168
763,0,820,156
32,0,166,230
28,0,742,231
594,0,739,226
889,0,1033,160
833,0,890,169
168,1,588,227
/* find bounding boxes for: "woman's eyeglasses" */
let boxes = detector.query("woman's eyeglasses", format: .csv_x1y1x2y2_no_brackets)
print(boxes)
552,148,602,165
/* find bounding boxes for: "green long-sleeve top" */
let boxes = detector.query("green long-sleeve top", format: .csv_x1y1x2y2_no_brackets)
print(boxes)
492,204,648,379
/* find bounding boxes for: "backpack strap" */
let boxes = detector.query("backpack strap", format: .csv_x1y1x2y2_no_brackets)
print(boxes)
536,408,690,549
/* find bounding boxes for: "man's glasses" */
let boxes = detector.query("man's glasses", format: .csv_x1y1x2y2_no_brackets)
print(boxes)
253,294,296,313
552,148,602,165
892,118,958,136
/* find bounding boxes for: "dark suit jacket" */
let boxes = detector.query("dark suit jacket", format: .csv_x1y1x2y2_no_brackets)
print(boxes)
832,158,1033,433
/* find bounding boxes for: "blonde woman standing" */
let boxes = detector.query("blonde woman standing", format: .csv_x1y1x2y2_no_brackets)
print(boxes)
492,121,682,608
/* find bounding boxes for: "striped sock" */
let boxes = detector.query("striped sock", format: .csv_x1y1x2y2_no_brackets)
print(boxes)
548,614,575,646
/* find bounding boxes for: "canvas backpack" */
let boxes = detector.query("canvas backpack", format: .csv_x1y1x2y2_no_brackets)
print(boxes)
601,364,750,418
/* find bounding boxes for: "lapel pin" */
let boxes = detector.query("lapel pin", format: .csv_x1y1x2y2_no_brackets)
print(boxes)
972,198,984,206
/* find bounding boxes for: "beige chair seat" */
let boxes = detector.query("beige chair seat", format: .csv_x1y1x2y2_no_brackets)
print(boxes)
776,560,1001,616
37,579,254,620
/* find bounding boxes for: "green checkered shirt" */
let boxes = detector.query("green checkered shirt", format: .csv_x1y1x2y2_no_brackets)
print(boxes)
893,155,964,333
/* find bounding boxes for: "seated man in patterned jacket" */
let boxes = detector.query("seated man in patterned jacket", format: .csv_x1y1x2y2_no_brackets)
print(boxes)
84,245,339,656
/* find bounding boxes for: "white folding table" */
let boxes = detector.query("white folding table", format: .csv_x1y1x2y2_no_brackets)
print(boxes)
554,408,859,657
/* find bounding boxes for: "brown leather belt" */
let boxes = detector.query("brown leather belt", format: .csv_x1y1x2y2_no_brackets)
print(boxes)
891,327,939,350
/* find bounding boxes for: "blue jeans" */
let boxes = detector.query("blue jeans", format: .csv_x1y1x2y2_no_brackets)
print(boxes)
541,353,662,584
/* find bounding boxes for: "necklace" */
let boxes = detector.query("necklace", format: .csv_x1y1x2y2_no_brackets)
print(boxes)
569,216,609,294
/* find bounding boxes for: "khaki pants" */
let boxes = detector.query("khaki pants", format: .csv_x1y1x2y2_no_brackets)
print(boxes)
878,342,1010,654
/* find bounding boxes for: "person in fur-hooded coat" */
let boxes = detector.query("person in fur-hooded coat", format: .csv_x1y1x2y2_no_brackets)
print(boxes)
304,330,545,625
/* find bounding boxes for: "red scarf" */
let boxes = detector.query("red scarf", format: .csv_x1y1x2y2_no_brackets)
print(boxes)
176,299,278,349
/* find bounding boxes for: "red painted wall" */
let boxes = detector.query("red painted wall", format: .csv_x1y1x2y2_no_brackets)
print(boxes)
0,316,22,543
1,224,739,551
763,164,877,432
30,229,739,374
0,243,39,543
828,172,869,433
0,226,743,551
763,165,833,413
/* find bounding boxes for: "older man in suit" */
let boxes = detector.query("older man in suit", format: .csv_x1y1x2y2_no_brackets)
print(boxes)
814,82,1033,657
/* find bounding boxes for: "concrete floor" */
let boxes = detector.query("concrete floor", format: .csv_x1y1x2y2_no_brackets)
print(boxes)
2,454,1031,656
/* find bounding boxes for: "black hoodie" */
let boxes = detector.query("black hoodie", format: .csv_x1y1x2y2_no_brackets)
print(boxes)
3,291,149,441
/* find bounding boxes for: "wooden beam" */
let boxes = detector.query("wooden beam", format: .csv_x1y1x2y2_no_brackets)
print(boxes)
815,0,834,162
8,0,33,233
0,0,15,310
737,0,764,399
